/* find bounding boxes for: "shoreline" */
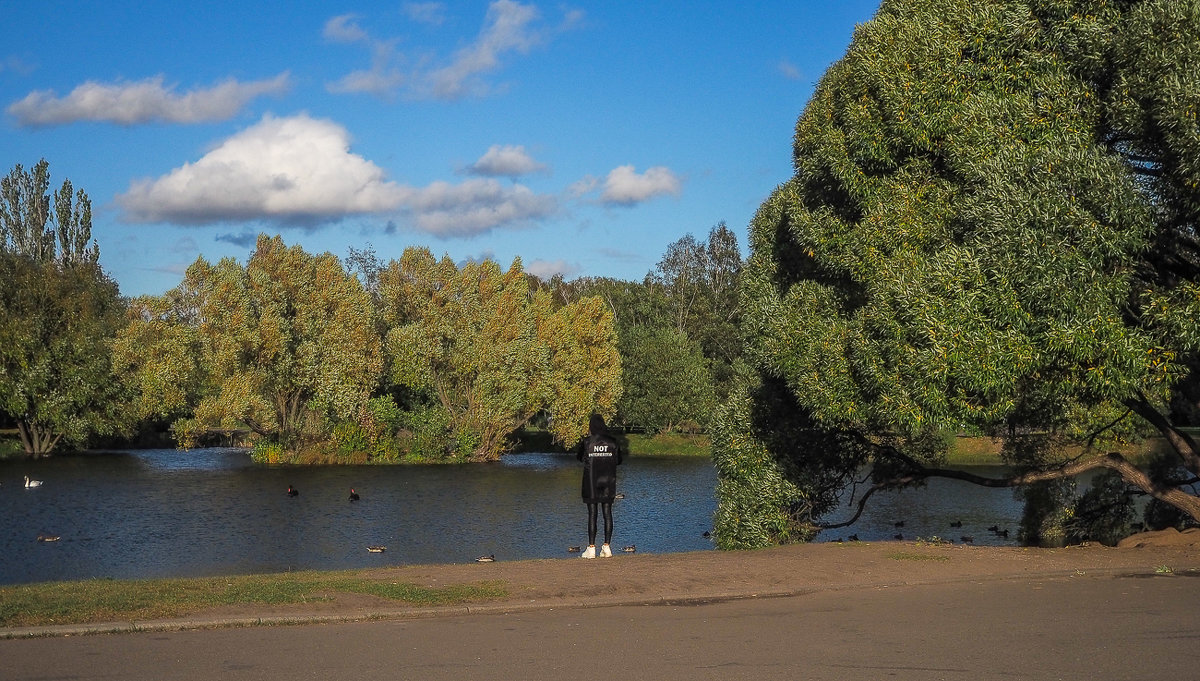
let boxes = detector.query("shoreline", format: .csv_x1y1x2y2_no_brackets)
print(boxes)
4,531,1198,639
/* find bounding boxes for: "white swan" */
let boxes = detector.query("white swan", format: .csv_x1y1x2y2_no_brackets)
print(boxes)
24,476,43,489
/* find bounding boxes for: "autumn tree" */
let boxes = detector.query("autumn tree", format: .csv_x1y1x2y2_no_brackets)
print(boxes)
115,235,382,451
0,161,120,457
378,248,620,461
716,0,1200,548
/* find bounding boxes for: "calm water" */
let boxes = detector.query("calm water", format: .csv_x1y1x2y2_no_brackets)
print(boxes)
0,449,1033,585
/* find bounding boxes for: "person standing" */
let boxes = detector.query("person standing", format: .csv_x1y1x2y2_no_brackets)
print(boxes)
577,414,623,558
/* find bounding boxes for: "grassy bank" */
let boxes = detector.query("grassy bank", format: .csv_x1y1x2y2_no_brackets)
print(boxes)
0,571,507,629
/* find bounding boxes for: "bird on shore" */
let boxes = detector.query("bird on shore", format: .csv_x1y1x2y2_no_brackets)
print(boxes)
893,533,904,540
961,535,975,544
349,488,360,501
367,545,386,553
476,554,495,562
287,485,299,497
848,534,860,542
25,476,43,489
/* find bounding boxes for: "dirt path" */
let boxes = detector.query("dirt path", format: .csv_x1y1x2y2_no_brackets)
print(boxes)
6,528,1197,638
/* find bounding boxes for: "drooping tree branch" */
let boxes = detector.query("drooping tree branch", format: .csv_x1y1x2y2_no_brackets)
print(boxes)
819,450,1200,529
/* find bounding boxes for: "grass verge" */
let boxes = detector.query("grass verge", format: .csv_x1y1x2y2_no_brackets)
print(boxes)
0,571,508,629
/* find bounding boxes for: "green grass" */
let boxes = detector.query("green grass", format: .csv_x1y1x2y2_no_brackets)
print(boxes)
0,571,508,628
625,432,710,457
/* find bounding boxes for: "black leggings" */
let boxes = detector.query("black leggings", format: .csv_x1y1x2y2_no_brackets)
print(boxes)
587,502,614,545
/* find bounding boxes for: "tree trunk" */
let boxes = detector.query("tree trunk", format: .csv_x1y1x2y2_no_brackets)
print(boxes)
823,451,1200,530
16,420,61,458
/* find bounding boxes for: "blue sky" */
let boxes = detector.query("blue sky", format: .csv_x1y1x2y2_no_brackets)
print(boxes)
2,1,881,297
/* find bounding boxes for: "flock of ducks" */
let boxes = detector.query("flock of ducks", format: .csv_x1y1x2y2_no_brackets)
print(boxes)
830,519,1014,544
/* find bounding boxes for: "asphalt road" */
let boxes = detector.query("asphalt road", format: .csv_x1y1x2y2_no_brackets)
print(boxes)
4,572,1197,681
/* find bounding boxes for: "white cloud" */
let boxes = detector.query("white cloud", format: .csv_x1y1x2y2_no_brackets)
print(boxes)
323,14,369,43
464,144,547,177
600,165,683,206
402,178,557,236
324,15,405,96
525,258,579,279
404,2,446,25
427,0,543,99
117,113,556,236
325,2,577,101
118,113,408,224
7,73,290,127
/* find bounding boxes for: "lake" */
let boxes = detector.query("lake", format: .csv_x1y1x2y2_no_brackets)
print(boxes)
0,448,1034,585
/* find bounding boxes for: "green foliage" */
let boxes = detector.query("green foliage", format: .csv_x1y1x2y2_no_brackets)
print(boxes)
0,161,117,457
1065,471,1137,545
711,381,816,549
1,159,99,266
116,235,383,452
723,0,1200,544
378,248,620,461
1018,479,1075,548
617,325,715,434
0,255,127,456
250,440,285,464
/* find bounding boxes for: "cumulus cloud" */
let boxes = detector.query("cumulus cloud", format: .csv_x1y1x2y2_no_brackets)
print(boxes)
464,144,547,177
118,113,406,224
402,178,557,236
7,73,290,127
599,165,682,206
117,113,556,235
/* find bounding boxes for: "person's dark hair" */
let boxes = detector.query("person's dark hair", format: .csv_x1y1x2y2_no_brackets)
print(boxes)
589,413,606,436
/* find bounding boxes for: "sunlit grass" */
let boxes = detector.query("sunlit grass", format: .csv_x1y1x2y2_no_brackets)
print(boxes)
0,571,508,628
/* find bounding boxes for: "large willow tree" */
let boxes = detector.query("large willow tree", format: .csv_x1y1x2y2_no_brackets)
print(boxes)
716,0,1200,548
378,248,621,461
115,235,382,449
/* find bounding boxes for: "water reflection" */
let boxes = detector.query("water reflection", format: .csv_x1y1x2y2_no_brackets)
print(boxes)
0,449,716,585
0,449,1041,585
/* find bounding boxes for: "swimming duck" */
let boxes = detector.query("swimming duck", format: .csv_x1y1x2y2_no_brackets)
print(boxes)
949,519,963,528
567,546,581,553
25,476,43,489
287,485,299,497
349,488,360,501
621,545,636,553
367,545,386,553
614,493,625,499
37,533,60,542
475,554,495,562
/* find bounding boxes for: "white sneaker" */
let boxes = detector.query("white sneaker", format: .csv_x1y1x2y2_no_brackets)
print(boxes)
580,545,596,559
599,544,612,558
